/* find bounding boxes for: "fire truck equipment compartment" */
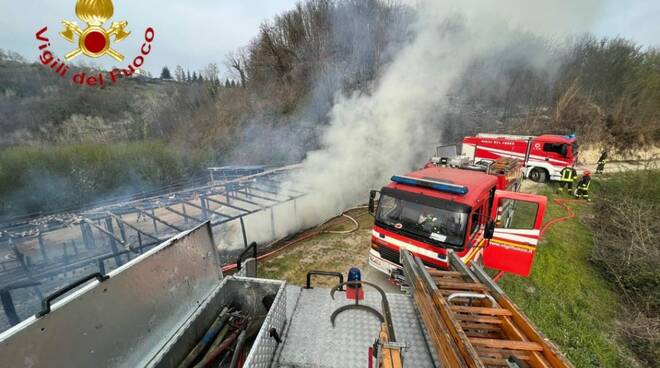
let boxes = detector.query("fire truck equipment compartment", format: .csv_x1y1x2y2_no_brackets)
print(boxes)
0,223,287,368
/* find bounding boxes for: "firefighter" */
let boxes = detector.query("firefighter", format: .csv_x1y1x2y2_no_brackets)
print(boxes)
417,211,437,226
596,150,608,175
557,166,578,194
575,170,592,201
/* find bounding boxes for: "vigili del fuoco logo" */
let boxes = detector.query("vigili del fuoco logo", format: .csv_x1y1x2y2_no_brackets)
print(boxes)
35,0,155,87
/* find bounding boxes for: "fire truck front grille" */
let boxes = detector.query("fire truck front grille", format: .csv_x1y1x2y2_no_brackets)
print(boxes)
379,246,401,265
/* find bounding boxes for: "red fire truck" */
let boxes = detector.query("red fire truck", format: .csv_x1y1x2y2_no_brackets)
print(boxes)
368,157,547,279
462,133,579,182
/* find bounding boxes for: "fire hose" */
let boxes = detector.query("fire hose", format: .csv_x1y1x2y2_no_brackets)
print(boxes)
541,198,586,235
323,213,361,234
491,198,587,283
221,206,369,273
223,196,588,285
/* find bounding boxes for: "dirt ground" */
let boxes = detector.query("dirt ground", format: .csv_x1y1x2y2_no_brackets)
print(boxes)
577,159,659,175
578,145,659,164
259,209,399,293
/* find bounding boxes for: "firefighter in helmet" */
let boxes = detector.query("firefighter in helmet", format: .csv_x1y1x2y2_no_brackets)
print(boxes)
557,166,578,194
575,170,592,201
596,150,608,175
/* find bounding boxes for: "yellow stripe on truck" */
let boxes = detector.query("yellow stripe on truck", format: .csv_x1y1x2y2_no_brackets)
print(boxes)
490,238,537,252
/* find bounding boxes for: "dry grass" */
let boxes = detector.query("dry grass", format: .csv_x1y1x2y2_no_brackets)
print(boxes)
259,210,374,288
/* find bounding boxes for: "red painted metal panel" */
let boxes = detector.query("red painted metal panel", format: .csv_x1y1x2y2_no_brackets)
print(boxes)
483,190,547,277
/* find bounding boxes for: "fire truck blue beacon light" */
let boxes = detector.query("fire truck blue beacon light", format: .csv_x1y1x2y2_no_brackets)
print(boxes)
390,176,469,195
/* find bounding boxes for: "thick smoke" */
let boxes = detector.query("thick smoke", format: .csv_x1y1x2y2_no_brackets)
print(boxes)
239,0,605,246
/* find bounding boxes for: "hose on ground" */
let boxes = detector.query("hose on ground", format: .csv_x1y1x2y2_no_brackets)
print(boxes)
221,205,370,272
317,205,369,235
323,213,360,235
541,198,587,235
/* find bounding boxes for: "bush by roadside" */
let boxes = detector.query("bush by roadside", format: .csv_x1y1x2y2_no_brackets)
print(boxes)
590,168,660,366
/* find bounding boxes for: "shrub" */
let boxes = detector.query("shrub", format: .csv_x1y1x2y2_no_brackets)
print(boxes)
590,168,660,365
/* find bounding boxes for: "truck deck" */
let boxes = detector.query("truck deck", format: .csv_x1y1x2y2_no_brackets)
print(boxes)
275,287,436,367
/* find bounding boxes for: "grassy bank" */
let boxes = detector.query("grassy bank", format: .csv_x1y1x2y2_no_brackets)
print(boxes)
0,141,211,220
497,187,637,367
589,169,659,365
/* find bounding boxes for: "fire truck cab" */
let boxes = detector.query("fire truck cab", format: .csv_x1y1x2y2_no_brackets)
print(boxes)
368,158,547,280
462,133,579,182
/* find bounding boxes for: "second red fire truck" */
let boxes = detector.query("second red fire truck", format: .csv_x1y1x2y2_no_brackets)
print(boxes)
462,133,579,182
368,157,547,279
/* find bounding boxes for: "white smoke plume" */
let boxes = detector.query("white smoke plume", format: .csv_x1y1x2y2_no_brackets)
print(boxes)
234,0,605,247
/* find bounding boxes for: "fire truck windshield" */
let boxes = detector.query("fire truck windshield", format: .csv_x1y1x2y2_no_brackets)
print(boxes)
376,191,469,248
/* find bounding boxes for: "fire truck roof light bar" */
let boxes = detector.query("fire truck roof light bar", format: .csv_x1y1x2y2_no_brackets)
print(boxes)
391,175,469,195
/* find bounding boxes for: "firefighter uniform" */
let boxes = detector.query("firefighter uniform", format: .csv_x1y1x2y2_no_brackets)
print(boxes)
557,167,578,194
575,171,592,201
596,151,608,175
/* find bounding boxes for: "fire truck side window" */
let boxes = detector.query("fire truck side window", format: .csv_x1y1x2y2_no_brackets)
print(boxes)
500,199,538,229
378,195,398,218
470,207,482,237
543,143,568,156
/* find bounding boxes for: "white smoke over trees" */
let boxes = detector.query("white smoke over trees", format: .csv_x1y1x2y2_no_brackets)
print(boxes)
241,0,608,244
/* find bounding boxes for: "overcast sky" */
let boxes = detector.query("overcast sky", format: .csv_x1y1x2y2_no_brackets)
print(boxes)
1,0,659,77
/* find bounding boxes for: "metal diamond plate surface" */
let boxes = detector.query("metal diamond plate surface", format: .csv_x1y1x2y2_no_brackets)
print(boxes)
244,279,287,368
275,288,435,368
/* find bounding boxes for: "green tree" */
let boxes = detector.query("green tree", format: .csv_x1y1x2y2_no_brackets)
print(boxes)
160,66,172,80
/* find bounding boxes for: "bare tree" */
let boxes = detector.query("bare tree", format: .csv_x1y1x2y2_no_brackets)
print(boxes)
225,49,248,87
174,65,186,82
202,63,220,85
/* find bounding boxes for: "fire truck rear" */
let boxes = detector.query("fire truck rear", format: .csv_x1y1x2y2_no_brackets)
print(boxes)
368,157,547,281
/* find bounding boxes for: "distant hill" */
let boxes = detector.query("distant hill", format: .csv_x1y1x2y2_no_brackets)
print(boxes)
0,55,223,150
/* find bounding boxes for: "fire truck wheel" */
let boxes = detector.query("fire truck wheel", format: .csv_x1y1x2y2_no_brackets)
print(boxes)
528,168,548,183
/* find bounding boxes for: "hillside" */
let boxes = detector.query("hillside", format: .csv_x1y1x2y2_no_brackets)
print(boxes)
0,56,225,149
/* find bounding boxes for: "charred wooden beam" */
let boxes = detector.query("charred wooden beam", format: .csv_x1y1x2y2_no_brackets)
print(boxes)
164,206,203,223
131,207,183,232
106,212,161,242
203,196,254,213
83,218,128,250
182,201,232,220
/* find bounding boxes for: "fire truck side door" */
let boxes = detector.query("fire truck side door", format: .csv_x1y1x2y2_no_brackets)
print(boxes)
483,190,547,277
